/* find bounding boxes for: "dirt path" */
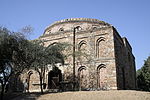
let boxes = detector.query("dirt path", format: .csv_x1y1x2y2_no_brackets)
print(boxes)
12,90,150,100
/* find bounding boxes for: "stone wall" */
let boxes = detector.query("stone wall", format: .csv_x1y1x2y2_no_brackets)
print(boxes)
113,27,136,90
19,18,136,91
122,38,136,89
39,18,118,90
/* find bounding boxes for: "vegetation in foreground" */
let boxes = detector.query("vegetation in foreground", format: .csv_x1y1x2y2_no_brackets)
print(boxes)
137,56,150,91
11,90,150,100
0,27,67,100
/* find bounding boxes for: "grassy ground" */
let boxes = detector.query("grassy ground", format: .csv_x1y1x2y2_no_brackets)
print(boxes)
11,90,150,100
1,92,22,100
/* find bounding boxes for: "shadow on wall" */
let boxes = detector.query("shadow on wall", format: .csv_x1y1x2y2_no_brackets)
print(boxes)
9,74,24,92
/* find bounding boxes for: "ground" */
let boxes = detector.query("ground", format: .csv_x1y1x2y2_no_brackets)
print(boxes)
10,90,150,100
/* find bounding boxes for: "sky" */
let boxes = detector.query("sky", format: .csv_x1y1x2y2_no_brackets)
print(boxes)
0,0,150,70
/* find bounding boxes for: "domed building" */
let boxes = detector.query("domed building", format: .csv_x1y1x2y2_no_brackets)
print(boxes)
19,18,136,92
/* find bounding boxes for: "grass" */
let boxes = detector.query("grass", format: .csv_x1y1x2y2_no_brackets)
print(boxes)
11,90,150,100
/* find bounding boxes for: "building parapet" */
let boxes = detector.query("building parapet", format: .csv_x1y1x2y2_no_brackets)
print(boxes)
45,18,110,32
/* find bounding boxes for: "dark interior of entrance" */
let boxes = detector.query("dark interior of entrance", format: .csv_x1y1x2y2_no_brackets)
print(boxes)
48,67,62,89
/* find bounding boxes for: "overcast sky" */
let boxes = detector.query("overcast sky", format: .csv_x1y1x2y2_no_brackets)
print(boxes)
0,0,150,70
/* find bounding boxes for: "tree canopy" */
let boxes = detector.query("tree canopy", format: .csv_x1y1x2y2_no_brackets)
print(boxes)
0,27,31,100
27,40,66,93
0,27,67,99
137,56,150,91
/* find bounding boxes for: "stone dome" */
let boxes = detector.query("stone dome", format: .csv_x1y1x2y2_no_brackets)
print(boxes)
43,18,111,36
46,18,110,30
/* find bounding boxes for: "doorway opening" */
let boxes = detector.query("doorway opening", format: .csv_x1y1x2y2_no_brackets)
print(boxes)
48,67,62,89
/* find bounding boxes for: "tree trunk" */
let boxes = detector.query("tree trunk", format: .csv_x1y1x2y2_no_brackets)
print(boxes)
0,84,5,100
39,75,43,94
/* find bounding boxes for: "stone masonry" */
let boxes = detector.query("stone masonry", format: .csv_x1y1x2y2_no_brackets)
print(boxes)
20,18,136,91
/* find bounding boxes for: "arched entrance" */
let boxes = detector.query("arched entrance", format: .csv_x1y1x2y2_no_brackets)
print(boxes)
78,66,87,90
48,67,62,89
28,71,33,91
28,71,40,92
97,64,107,89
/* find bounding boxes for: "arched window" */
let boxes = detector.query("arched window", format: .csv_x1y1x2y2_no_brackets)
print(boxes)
97,64,107,89
75,26,82,32
48,29,51,34
78,66,87,90
78,40,88,61
59,28,64,32
96,37,105,58
78,66,86,72
28,71,33,76
92,27,97,31
78,40,87,50
91,25,99,32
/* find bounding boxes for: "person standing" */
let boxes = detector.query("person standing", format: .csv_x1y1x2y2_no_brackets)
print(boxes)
23,79,28,93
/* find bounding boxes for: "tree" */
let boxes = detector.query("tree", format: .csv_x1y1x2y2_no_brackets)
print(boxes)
0,26,69,96
29,41,66,93
0,60,12,100
0,27,31,100
0,27,18,100
137,56,150,91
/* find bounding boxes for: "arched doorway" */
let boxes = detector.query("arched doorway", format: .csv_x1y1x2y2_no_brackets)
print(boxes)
28,71,40,92
78,66,87,90
28,71,33,91
48,67,62,89
97,64,107,89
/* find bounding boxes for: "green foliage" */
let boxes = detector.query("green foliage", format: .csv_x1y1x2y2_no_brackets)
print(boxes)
137,56,150,91
0,27,34,76
25,40,67,93
29,41,66,69
0,27,27,74
0,26,67,95
0,27,29,100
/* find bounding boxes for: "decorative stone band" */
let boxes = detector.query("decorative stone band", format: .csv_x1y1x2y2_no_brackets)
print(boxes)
45,18,110,31
40,26,112,38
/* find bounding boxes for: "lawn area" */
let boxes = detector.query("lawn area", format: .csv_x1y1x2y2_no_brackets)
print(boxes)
10,90,150,100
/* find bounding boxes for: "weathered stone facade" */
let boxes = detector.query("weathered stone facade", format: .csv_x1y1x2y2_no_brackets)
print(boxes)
20,18,136,91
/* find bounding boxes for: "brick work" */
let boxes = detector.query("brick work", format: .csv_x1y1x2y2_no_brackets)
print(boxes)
20,18,136,91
